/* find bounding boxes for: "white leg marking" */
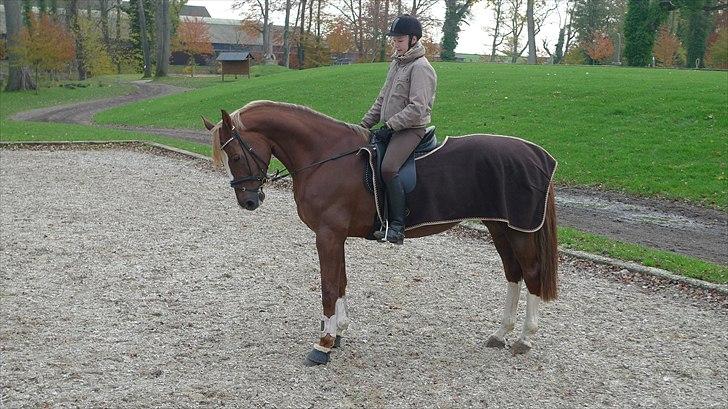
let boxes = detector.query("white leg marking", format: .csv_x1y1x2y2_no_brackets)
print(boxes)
487,281,521,347
335,297,350,336
512,292,541,354
321,314,337,338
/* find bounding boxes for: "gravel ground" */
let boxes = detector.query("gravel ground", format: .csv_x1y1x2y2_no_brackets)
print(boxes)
1,147,727,408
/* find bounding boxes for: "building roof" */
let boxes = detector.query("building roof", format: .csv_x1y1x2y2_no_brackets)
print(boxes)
180,5,211,18
217,51,254,61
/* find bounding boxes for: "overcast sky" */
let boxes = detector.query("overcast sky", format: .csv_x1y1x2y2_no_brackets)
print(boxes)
186,0,565,55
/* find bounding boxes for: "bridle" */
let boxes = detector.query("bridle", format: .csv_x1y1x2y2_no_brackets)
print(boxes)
220,126,270,193
220,125,362,194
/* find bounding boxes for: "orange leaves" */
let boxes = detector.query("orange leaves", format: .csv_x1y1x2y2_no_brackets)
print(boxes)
326,19,355,54
653,26,683,68
173,17,214,57
13,14,75,71
584,31,614,65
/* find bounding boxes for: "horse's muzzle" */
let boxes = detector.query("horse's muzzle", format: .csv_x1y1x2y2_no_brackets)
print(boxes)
238,191,264,211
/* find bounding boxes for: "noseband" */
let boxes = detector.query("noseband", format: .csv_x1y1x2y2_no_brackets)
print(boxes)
220,126,270,194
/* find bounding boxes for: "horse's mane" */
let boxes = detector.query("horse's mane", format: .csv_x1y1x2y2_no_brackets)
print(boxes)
211,100,369,168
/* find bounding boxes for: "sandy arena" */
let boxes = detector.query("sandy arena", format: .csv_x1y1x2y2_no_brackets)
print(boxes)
1,146,726,408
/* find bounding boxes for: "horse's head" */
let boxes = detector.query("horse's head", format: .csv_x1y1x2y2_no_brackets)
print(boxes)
203,109,272,211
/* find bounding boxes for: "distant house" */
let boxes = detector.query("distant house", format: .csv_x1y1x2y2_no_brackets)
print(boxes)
174,7,301,68
217,51,254,79
180,5,211,18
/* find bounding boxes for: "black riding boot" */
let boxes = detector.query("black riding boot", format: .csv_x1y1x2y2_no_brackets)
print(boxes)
381,175,406,245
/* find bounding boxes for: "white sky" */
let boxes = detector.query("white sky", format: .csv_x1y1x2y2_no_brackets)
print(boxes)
187,0,565,55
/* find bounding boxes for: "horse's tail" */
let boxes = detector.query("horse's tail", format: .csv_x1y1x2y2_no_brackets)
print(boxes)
537,182,558,302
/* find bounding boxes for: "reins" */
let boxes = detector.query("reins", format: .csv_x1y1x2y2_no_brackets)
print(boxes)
268,147,362,182
221,126,363,190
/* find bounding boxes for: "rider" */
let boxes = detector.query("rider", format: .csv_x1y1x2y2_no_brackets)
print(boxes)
360,14,437,245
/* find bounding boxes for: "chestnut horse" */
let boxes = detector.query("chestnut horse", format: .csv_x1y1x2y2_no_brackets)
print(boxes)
202,101,558,365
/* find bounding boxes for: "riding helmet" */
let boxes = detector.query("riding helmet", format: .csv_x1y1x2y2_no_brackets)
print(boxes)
387,15,422,39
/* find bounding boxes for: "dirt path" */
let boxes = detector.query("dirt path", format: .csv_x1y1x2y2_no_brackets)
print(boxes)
10,81,727,265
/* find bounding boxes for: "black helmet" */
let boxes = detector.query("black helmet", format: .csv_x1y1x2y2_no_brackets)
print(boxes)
387,15,422,39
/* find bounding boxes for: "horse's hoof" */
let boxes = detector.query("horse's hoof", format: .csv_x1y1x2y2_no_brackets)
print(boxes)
485,335,506,348
334,335,342,348
510,339,532,355
304,348,330,366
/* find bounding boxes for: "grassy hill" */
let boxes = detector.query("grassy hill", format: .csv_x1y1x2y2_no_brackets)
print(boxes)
95,63,728,209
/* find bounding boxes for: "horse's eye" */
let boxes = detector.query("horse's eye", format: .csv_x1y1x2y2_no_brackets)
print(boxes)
231,154,241,161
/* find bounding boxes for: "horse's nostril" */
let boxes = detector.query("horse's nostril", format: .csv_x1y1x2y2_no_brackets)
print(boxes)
245,200,256,209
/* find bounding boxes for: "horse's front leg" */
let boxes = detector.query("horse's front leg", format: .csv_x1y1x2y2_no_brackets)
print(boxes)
333,256,350,348
305,228,346,365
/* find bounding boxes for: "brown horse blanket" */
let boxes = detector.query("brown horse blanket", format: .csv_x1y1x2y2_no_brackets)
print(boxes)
399,134,557,233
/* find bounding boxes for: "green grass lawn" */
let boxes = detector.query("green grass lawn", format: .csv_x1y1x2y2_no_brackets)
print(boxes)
93,63,728,210
0,75,211,156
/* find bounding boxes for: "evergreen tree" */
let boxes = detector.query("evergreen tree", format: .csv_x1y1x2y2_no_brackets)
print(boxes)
684,1,710,67
440,0,478,61
123,0,157,72
624,0,669,66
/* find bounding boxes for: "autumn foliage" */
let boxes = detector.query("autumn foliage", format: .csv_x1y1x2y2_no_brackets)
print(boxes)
172,17,214,76
584,31,614,65
653,26,683,68
705,28,728,69
326,19,355,54
12,14,75,86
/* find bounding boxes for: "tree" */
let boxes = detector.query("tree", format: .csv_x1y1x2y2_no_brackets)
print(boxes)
138,0,153,77
13,15,75,92
653,25,682,66
77,16,116,77
235,0,276,63
124,0,156,74
542,1,577,64
326,17,356,52
68,0,89,80
155,0,171,77
332,0,366,61
624,0,653,66
684,1,710,67
172,18,213,77
4,0,36,91
500,0,554,63
584,31,615,63
485,0,507,61
441,0,479,61
527,0,536,63
705,26,728,68
571,0,623,40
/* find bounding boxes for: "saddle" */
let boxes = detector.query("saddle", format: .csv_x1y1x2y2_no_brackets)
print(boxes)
359,126,439,238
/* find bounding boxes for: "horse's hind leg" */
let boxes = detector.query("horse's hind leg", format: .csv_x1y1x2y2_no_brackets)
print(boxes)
505,228,542,355
485,222,523,348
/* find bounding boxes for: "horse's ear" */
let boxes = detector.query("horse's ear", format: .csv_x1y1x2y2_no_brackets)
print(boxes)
202,116,215,131
221,109,233,130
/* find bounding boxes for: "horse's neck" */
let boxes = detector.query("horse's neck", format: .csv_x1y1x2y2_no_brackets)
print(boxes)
243,107,364,171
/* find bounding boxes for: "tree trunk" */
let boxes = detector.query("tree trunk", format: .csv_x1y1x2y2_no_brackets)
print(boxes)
490,0,503,62
298,0,307,68
138,0,152,78
527,0,536,64
155,0,170,77
4,0,37,91
380,0,390,61
69,0,88,80
283,0,292,68
100,0,111,47
116,0,122,73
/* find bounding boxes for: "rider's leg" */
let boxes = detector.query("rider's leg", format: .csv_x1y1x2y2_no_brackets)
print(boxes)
378,127,425,244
